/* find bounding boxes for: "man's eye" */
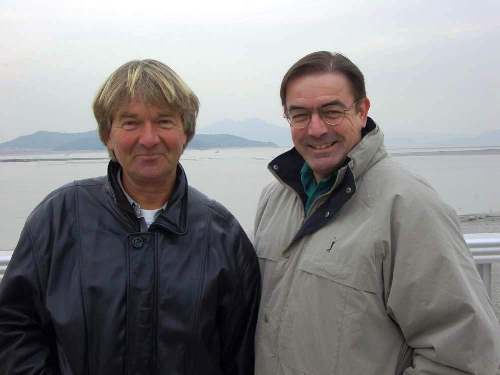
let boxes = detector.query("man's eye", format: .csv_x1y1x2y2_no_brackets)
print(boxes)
290,112,310,122
158,120,176,129
321,110,343,120
121,121,139,130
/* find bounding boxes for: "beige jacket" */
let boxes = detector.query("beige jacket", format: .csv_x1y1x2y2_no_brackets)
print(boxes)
254,120,500,375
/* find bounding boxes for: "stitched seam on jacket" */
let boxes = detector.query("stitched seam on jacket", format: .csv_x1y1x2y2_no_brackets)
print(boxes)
25,224,45,320
188,208,209,375
74,184,91,375
333,285,349,374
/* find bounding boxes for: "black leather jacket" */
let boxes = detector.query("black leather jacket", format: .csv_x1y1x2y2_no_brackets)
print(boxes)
0,161,261,375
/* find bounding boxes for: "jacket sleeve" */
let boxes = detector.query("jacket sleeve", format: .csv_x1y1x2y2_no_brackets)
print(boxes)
0,224,60,375
385,192,500,374
253,182,273,241
219,224,261,375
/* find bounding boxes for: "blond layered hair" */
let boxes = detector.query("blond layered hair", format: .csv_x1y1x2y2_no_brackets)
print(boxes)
93,59,199,147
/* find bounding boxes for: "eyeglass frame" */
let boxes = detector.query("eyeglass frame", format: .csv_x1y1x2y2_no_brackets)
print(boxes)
284,98,363,129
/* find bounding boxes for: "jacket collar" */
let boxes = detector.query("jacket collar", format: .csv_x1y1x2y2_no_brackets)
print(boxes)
345,118,387,181
267,117,383,243
106,160,188,235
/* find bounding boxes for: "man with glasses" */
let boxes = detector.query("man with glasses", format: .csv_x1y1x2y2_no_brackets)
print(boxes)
254,51,500,374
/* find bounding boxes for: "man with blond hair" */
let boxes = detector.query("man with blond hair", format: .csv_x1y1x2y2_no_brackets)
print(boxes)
254,51,500,374
0,59,260,375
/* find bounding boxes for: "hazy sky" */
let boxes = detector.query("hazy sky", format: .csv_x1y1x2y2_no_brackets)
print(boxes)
1,0,499,142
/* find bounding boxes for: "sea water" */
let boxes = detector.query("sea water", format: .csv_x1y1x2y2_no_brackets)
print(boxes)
1,147,500,251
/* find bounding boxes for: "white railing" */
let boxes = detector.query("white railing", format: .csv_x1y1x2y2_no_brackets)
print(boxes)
464,233,500,298
1,234,500,298
0,254,9,280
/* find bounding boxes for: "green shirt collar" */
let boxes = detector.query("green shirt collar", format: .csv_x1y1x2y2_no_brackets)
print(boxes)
300,162,337,215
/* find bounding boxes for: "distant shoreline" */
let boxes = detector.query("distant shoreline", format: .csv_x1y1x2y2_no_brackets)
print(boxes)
0,157,107,163
2,145,500,161
390,148,500,157
460,213,500,234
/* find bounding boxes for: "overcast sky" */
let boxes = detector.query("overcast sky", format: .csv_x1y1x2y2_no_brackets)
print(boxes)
1,0,499,142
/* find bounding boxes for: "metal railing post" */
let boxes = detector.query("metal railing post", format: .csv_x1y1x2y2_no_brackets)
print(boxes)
465,233,500,299
476,263,492,298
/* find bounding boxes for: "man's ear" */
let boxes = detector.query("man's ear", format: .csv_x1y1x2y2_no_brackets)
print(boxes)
105,137,113,151
104,130,116,160
358,97,371,127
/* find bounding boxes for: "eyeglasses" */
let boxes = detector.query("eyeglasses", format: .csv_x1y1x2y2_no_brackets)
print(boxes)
284,99,361,129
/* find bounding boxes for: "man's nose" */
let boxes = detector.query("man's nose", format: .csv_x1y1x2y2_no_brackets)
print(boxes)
139,122,160,147
307,111,328,137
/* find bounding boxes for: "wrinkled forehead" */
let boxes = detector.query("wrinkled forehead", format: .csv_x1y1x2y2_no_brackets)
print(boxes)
285,72,356,108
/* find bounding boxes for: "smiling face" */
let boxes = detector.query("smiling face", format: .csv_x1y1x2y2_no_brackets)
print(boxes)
286,72,370,181
106,97,187,193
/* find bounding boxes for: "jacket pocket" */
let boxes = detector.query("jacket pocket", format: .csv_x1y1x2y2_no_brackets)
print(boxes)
299,255,377,294
274,254,382,375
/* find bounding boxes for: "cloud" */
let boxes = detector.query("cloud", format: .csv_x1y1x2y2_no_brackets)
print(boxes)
1,0,500,140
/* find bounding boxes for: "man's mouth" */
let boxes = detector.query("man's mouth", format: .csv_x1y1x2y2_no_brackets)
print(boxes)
309,141,337,150
136,154,161,160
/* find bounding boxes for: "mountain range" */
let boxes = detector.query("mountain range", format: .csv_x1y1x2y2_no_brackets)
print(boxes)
0,129,276,153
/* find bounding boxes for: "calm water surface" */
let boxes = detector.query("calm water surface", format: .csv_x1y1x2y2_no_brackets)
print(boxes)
1,147,500,251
